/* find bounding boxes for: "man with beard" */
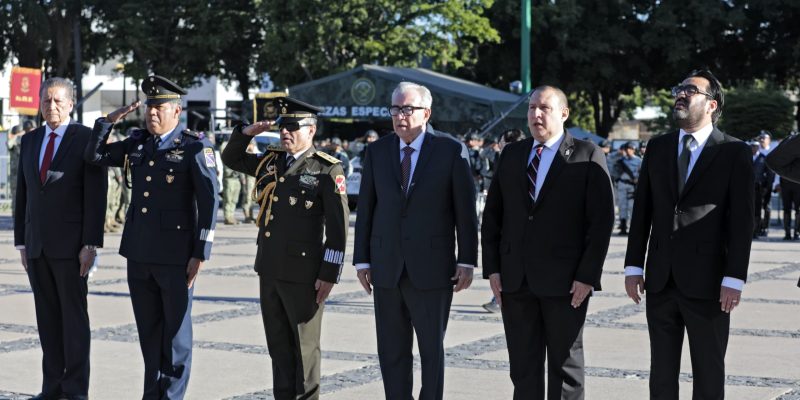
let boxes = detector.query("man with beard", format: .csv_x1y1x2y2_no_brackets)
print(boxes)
624,70,754,399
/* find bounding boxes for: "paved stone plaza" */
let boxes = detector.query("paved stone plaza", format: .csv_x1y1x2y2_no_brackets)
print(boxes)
0,213,798,399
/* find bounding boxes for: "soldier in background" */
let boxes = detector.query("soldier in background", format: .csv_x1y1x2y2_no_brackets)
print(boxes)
751,140,775,238
221,139,244,225
328,137,351,176
115,127,136,224
756,131,774,235
466,132,490,195
613,141,642,235
241,141,258,223
105,133,123,233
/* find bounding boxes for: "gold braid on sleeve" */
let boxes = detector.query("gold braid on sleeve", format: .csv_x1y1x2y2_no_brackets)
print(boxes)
253,153,278,227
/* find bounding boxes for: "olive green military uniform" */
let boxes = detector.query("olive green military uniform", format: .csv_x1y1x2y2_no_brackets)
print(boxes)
220,141,243,224
222,126,349,400
242,174,256,222
105,166,123,232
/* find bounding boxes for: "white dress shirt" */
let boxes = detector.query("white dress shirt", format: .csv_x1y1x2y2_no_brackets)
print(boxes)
39,118,71,169
355,131,474,271
625,123,744,291
528,131,565,201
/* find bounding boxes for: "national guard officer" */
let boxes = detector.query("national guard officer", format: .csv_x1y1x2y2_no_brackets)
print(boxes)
221,96,348,400
613,141,642,235
84,75,219,399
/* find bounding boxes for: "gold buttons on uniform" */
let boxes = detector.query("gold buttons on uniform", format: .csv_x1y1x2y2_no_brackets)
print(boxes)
265,231,271,237
273,196,279,202
269,215,274,220
142,207,148,213
301,252,306,256
149,161,155,166
144,192,150,197
279,177,285,183
146,176,152,182
177,225,181,229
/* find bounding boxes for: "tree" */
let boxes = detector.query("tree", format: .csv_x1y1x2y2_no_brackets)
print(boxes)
256,0,500,87
718,85,795,140
210,0,263,102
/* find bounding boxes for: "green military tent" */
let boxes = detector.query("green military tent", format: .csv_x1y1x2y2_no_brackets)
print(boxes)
287,65,528,140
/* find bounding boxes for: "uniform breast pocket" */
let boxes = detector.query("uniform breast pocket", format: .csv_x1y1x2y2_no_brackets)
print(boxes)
161,210,192,230
160,163,190,187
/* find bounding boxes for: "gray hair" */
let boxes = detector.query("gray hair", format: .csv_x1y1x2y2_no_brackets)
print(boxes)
40,77,75,101
300,117,317,126
392,82,433,108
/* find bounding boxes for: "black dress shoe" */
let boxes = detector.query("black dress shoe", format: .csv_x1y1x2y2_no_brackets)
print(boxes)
29,393,60,400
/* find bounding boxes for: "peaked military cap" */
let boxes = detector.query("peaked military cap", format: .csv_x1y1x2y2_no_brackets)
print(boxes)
273,97,323,124
141,75,187,105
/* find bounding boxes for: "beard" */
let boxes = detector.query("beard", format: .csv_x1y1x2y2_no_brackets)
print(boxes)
672,100,704,127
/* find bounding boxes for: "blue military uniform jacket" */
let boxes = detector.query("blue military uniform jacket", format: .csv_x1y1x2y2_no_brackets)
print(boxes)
85,118,219,265
614,155,642,186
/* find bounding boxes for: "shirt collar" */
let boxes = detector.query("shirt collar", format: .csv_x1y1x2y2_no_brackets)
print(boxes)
288,147,310,160
400,130,426,153
534,130,564,151
154,127,179,147
679,123,713,147
45,117,71,138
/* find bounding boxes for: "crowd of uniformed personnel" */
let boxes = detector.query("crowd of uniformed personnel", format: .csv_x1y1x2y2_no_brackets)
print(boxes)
6,71,800,400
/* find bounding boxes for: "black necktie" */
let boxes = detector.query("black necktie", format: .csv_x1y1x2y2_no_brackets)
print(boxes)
678,134,695,193
286,155,295,170
400,146,415,194
154,136,163,152
527,144,544,203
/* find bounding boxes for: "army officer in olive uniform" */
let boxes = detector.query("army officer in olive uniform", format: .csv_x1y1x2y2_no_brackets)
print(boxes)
84,75,219,399
221,96,348,400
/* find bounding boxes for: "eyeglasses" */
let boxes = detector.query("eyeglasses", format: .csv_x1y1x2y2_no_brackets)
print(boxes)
279,122,313,132
670,84,714,99
389,105,426,116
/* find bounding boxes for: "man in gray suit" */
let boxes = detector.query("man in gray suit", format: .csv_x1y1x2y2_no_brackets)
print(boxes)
353,82,478,400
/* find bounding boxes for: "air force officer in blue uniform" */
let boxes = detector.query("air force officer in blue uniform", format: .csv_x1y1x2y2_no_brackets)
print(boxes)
84,76,219,399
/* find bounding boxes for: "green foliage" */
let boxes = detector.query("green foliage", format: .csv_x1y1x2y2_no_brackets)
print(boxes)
717,86,795,140
257,0,500,87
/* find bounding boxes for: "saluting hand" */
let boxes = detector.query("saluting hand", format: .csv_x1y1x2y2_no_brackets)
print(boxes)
242,120,275,136
186,257,203,289
107,101,141,124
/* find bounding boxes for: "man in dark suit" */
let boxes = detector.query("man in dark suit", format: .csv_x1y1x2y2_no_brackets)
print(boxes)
766,132,800,287
14,77,107,400
222,97,349,400
353,82,478,400
482,86,614,400
624,70,754,399
84,76,219,399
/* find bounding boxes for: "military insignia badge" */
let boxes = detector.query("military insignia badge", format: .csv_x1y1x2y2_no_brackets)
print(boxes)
299,174,319,189
335,175,346,194
166,148,184,163
166,174,175,183
305,200,313,209
289,196,298,206
203,148,216,167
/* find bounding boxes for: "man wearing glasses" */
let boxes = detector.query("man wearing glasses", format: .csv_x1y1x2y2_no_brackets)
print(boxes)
221,96,349,400
354,82,478,400
624,70,754,399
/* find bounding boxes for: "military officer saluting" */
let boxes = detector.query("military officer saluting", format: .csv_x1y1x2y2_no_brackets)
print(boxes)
221,96,348,400
84,75,219,399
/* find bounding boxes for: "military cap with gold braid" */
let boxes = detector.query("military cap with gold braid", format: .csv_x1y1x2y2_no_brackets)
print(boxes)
274,96,324,124
141,75,187,106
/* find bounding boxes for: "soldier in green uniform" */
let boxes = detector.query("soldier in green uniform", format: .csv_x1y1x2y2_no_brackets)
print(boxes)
242,141,258,223
220,140,243,224
221,96,349,400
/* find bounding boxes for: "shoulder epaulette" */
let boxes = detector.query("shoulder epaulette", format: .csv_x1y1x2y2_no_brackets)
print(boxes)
314,151,341,164
265,144,286,152
182,129,204,140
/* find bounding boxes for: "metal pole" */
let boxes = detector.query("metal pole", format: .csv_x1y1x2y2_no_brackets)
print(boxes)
122,72,127,106
521,0,532,92
73,17,83,123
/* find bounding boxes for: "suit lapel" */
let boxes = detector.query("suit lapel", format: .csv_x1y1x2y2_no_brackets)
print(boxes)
517,137,535,207
666,133,679,204
389,134,402,189
532,133,575,211
49,124,76,171
679,128,724,200
30,127,46,187
406,131,434,199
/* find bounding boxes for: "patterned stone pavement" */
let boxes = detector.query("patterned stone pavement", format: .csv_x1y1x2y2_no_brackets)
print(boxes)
0,213,798,399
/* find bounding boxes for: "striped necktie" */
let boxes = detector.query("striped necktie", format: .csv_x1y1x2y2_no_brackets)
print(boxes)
527,144,544,202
